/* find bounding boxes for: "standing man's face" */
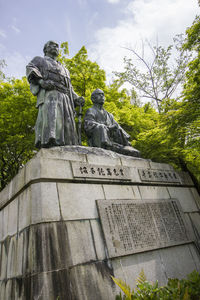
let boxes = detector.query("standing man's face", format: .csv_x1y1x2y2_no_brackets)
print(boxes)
46,41,59,57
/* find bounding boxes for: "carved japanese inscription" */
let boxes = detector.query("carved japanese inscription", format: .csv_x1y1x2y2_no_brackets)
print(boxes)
138,169,181,183
96,199,190,258
71,162,131,181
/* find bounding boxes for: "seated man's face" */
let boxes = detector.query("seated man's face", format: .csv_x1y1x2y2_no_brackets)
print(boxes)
94,92,105,104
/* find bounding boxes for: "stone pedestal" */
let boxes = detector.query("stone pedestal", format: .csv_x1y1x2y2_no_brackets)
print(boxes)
0,146,200,299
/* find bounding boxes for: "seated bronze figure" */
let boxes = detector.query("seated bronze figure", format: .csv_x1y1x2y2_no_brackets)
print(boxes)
84,89,140,157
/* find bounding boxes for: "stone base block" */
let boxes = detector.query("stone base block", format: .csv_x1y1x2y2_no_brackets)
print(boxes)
0,147,200,299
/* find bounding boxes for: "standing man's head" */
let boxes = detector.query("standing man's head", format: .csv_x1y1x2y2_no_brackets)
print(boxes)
91,89,105,105
43,41,59,59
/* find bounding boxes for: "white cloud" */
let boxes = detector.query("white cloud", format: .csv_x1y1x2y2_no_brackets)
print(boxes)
2,52,31,79
65,18,72,40
0,43,6,50
107,0,120,3
77,0,87,8
0,29,7,38
88,0,199,81
88,11,99,27
10,25,21,34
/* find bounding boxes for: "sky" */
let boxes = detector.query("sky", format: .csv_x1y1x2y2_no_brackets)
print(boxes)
0,0,199,81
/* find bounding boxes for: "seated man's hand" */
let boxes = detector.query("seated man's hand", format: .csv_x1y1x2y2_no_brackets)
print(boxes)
96,123,109,132
109,124,118,131
75,96,85,106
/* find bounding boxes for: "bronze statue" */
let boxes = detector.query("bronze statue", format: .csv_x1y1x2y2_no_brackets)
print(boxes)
84,89,140,157
26,41,84,148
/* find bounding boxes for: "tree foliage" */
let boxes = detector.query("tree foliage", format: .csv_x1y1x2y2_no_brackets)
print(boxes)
113,19,200,187
113,270,200,300
59,42,106,98
115,35,191,112
133,96,200,187
180,15,200,186
0,78,37,190
0,59,6,82
182,15,200,107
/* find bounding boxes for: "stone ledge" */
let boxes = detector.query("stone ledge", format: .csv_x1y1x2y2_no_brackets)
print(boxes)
0,147,194,211
39,145,142,160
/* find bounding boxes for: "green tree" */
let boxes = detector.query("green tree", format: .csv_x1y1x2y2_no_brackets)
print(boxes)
115,36,191,112
0,78,37,190
113,23,200,187
178,15,200,186
0,59,6,82
59,43,106,99
134,96,200,188
104,81,159,144
182,15,200,106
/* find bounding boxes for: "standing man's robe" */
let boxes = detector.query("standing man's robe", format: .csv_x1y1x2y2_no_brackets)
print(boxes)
26,56,79,148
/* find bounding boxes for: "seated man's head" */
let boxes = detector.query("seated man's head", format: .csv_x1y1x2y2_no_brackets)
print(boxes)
91,89,105,105
43,41,59,58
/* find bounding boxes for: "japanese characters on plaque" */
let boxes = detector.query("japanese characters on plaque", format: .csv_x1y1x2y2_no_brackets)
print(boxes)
138,168,181,183
96,199,190,258
71,162,131,181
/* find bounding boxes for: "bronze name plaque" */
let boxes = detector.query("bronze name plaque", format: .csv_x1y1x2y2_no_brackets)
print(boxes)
138,169,181,183
96,199,190,258
72,162,131,181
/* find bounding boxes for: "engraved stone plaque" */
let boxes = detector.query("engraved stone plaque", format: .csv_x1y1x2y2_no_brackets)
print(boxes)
71,162,131,181
138,169,181,184
96,199,190,258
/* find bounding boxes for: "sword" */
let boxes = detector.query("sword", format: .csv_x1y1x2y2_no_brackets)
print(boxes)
77,100,83,145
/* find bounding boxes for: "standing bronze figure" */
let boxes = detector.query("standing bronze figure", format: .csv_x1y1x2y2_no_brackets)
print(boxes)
26,41,84,148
